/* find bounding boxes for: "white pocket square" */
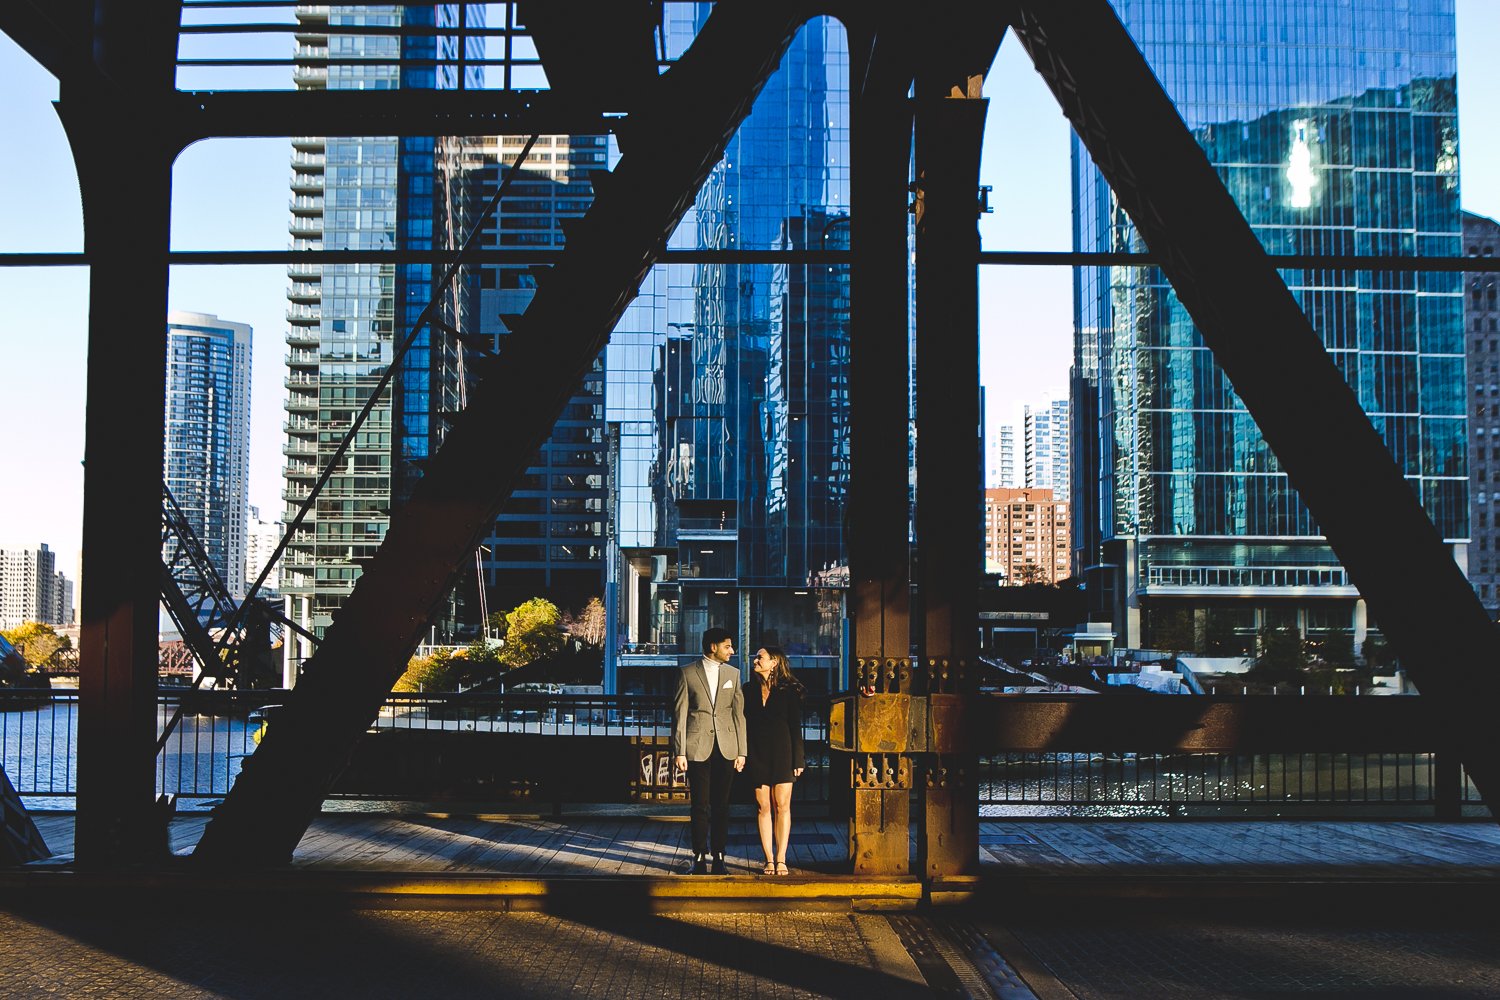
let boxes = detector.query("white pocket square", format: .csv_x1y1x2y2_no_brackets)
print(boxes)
722,680,733,688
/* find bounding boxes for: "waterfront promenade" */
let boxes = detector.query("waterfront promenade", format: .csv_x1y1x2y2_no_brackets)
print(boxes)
15,811,1500,904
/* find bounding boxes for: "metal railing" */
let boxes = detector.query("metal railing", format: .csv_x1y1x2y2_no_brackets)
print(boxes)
1,689,1487,818
0,689,834,809
975,751,1483,817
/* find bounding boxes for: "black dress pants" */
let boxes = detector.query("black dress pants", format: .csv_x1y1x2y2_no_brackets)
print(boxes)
686,752,735,856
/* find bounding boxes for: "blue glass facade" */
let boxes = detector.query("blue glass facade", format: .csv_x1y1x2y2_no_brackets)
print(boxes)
606,9,850,693
281,6,480,679
1073,1,1464,651
166,311,252,602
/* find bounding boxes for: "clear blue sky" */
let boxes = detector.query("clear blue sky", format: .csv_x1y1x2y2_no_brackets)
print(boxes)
3,5,1500,578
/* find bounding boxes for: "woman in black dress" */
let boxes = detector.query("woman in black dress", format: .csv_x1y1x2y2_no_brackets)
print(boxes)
744,645,804,875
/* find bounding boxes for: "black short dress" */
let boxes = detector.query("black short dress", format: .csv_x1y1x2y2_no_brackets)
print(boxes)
743,682,805,787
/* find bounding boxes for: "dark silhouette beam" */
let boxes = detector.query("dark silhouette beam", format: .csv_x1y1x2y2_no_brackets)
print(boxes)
193,2,811,866
64,1,183,866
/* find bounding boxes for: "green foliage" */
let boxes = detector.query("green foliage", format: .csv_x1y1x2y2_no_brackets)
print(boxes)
1,622,70,669
393,648,458,693
465,636,501,666
497,597,566,669
1248,625,1307,683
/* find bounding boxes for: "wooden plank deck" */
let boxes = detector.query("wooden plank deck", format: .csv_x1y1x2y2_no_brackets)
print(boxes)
27,813,1500,879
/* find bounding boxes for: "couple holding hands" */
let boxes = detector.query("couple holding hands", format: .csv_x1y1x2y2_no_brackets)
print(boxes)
670,626,805,876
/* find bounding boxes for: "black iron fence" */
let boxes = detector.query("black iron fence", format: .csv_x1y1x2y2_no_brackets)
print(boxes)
0,689,1487,817
975,752,1485,817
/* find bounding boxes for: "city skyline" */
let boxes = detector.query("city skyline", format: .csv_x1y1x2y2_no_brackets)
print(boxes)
3,5,1500,578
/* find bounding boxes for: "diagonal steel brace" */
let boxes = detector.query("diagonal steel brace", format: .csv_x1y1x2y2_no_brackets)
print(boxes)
1008,0,1500,813
193,2,810,866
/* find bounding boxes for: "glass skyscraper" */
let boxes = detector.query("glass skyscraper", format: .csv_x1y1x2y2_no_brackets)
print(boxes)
605,8,850,693
165,310,252,601
1073,0,1464,653
468,133,611,612
281,6,480,681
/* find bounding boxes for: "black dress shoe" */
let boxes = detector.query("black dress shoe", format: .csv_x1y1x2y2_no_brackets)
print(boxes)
688,855,709,875
711,854,728,875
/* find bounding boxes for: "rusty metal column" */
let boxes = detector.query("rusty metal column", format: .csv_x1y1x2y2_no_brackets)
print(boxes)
913,75,988,881
840,22,916,876
60,5,182,867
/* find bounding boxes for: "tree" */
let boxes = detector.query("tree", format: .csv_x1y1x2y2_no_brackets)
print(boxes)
497,597,566,669
563,596,607,648
1,622,70,669
1013,563,1045,586
393,648,458,693
1248,625,1306,684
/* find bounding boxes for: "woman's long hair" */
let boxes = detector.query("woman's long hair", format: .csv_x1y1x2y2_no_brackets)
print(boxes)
759,646,805,694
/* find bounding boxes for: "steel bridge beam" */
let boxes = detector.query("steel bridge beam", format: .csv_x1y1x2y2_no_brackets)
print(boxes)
912,12,1004,880
842,14,917,876
193,2,811,866
168,89,621,145
1008,0,1500,812
62,1,183,866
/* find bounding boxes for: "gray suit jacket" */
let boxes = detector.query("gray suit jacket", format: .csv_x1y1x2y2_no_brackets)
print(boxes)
671,657,748,762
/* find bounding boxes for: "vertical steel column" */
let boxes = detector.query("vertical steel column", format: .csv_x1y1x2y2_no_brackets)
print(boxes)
843,22,916,875
60,3,182,866
913,66,990,880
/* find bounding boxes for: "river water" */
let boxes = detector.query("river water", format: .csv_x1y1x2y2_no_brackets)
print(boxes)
1,699,257,812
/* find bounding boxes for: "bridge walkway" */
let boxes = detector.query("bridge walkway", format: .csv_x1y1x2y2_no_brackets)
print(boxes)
21,811,1500,888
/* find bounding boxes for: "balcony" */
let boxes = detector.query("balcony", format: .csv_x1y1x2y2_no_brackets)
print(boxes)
287,281,320,304
285,373,319,389
289,195,324,215
1143,564,1356,597
285,349,319,366
286,303,319,323
286,327,319,347
287,262,321,281
289,173,323,195
290,217,323,238
292,65,328,87
283,461,319,480
285,392,318,412
291,150,325,170
283,417,318,433
283,440,318,458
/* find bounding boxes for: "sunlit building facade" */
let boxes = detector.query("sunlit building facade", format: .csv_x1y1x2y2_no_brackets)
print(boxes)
985,489,1072,587
1073,0,1464,654
1024,398,1069,502
0,544,72,630
605,9,851,694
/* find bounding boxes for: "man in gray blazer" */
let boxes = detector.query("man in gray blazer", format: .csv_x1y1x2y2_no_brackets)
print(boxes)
672,626,747,874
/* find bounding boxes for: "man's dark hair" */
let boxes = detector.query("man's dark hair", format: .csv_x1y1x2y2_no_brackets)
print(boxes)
702,627,733,655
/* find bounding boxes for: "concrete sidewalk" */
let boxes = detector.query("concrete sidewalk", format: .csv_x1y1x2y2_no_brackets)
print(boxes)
1,896,1497,998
